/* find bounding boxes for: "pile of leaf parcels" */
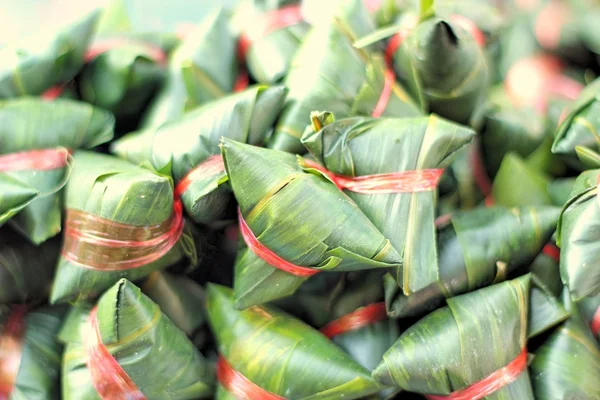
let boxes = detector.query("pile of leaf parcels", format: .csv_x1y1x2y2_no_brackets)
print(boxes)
2,0,600,399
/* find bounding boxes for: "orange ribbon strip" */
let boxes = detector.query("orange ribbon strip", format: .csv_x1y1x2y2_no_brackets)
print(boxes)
320,302,387,338
303,159,443,194
0,306,27,399
61,198,184,271
86,307,147,400
238,208,319,277
425,348,528,400
0,148,70,172
217,356,286,400
175,154,226,197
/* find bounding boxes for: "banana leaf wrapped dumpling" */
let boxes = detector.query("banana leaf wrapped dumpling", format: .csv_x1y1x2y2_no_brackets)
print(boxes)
0,98,115,244
206,283,383,399
222,139,401,309
374,274,559,399
303,113,475,295
0,305,66,400
270,0,421,153
385,205,560,318
531,289,600,400
49,151,197,304
59,279,214,400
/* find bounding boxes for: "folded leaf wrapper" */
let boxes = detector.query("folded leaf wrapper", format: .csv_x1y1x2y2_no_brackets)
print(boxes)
303,113,474,295
221,139,401,308
0,228,60,304
142,9,240,128
557,168,600,300
531,289,600,400
60,279,214,400
50,151,196,304
386,205,560,318
0,11,99,98
374,275,536,399
271,0,420,153
206,283,383,399
1,306,66,400
0,98,115,244
0,175,38,228
234,0,309,84
149,85,287,224
386,14,489,124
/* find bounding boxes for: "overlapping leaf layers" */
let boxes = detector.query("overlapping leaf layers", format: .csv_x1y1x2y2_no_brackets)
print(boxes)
0,305,66,400
221,139,401,308
50,151,197,304
303,113,474,295
374,274,565,399
206,283,383,399
385,205,560,318
0,98,114,244
270,0,420,153
59,279,213,400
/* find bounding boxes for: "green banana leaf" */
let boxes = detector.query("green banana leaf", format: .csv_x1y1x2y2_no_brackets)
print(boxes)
438,143,485,213
234,0,309,83
547,178,576,207
1,306,67,400
142,271,208,347
149,85,287,224
556,168,600,300
388,14,489,124
49,151,197,304
374,275,535,398
552,78,600,169
221,139,401,309
531,289,600,399
0,227,60,304
0,175,38,228
385,205,560,318
206,283,383,399
302,113,475,294
577,293,600,340
0,98,115,244
141,9,239,128
435,0,504,35
0,11,99,98
270,0,421,153
60,279,214,400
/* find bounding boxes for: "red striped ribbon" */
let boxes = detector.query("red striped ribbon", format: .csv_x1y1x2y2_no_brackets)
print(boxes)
425,348,527,400
591,306,600,336
86,307,147,400
320,302,387,338
542,243,560,262
238,4,304,60
0,148,70,172
371,68,396,118
238,208,319,277
61,198,184,271
217,356,286,400
175,154,226,197
0,306,27,399
303,159,443,194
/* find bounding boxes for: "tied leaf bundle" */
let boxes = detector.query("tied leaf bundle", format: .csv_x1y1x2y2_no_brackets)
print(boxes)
270,0,420,153
0,228,60,304
234,0,309,84
0,306,66,400
206,283,383,399
556,168,600,300
60,279,214,400
0,98,115,244
50,151,196,304
303,113,474,294
373,275,539,398
531,289,600,400
0,11,99,98
142,9,240,128
386,12,490,124
148,85,287,224
386,205,560,318
221,139,401,309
